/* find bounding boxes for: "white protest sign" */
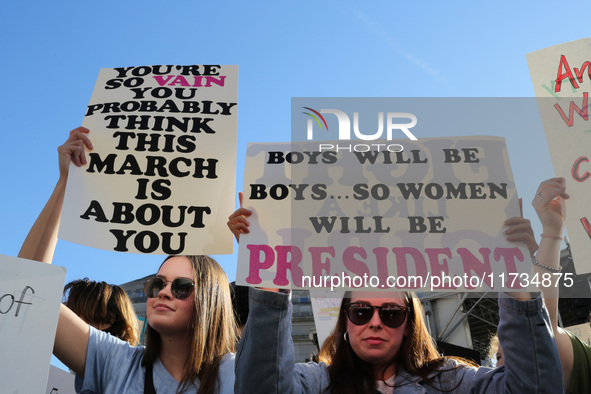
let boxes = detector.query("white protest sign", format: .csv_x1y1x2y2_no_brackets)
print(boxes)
0,254,66,394
45,365,76,394
236,137,530,292
527,39,591,273
309,290,343,348
60,65,238,255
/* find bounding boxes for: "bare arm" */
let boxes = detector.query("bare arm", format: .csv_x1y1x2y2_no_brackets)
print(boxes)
531,177,573,391
503,201,538,301
18,127,93,375
54,304,91,376
18,127,92,263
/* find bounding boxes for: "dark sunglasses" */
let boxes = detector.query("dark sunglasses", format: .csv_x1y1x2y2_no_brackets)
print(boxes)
144,277,195,300
345,302,409,328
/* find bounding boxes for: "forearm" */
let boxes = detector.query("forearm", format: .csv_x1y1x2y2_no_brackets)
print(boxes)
235,288,295,394
496,293,563,393
18,176,67,264
533,236,574,390
533,236,562,328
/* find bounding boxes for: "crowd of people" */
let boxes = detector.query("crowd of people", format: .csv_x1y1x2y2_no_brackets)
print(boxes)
14,128,591,393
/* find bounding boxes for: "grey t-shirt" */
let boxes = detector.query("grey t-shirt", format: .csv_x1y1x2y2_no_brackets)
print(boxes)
76,326,235,393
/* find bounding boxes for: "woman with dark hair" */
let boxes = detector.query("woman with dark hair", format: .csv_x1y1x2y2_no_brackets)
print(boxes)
228,205,564,393
19,128,238,393
63,278,140,346
317,291,480,393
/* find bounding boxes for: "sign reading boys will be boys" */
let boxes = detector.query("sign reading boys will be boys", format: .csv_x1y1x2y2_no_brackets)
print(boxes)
236,136,530,292
60,65,238,255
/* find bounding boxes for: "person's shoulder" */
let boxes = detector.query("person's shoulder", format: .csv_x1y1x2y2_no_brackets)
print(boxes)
293,361,330,390
217,353,236,394
218,353,236,376
432,358,479,381
90,326,145,357
565,330,591,349
439,357,477,369
220,352,235,365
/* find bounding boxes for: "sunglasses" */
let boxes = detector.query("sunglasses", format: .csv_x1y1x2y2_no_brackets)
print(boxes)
144,277,195,300
345,302,409,328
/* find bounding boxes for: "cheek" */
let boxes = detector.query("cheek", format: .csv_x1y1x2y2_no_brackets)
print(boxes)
146,299,154,318
346,321,363,345
181,299,196,319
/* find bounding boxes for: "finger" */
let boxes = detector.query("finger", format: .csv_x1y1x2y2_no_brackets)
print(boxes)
69,127,94,150
239,191,243,208
533,180,567,206
504,221,533,236
228,215,250,226
231,223,250,234
505,232,538,256
518,198,523,218
504,217,528,226
228,207,252,220
70,141,87,166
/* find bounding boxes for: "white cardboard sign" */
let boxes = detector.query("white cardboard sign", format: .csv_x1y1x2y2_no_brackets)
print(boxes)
236,137,528,292
60,65,238,255
527,39,591,273
0,254,66,393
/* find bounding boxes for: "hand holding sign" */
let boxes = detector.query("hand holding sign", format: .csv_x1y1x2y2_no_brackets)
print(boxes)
227,192,252,242
59,127,93,174
19,129,94,264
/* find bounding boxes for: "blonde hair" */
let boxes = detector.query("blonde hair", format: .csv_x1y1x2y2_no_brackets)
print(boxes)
488,333,500,366
144,255,238,394
63,278,140,346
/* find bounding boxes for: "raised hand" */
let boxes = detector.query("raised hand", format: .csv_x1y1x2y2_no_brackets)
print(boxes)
227,192,252,242
532,177,569,236
58,126,93,178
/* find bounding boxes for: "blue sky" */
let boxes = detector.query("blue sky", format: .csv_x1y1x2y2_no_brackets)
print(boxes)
1,1,588,288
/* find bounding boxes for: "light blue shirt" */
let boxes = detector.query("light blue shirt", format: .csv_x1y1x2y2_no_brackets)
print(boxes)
76,326,235,393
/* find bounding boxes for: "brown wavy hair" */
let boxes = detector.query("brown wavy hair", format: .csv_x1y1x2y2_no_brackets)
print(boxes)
319,292,476,393
143,255,238,394
63,278,140,346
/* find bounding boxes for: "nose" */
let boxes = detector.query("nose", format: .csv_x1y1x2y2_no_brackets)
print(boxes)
368,308,383,328
157,281,174,299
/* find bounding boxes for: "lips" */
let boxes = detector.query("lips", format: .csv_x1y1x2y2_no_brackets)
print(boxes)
153,303,174,311
364,337,386,345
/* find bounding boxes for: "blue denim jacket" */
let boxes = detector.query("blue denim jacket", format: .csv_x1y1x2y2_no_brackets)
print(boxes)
235,289,563,393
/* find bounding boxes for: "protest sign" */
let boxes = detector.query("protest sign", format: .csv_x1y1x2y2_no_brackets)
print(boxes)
60,65,238,255
527,39,591,273
45,365,76,394
0,254,66,393
236,136,530,292
309,290,343,348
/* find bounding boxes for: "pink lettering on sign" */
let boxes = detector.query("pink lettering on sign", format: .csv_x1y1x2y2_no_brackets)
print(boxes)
554,92,589,127
555,55,591,93
153,75,226,87
244,244,525,290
